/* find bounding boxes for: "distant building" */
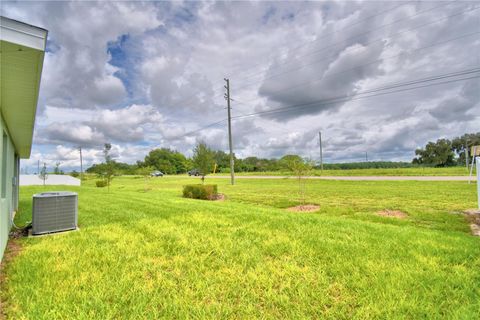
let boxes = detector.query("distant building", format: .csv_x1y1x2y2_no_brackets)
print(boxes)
0,16,47,261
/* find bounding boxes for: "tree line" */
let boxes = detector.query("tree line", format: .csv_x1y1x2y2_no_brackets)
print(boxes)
412,132,480,167
85,132,480,175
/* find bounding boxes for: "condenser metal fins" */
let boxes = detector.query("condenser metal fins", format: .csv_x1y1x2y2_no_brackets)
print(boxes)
32,192,78,235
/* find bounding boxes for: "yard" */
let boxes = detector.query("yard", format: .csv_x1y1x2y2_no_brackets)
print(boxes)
1,176,480,319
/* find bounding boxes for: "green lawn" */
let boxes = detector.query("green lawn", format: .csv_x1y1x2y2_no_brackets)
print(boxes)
2,176,480,319
214,166,471,176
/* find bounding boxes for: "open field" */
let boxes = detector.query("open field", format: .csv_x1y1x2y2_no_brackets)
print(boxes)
2,176,480,319
213,166,471,176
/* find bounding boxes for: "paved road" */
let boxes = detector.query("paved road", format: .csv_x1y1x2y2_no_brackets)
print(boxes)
202,175,476,181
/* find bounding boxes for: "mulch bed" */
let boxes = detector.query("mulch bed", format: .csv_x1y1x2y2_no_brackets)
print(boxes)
377,209,408,219
210,193,226,201
286,204,320,212
464,209,480,236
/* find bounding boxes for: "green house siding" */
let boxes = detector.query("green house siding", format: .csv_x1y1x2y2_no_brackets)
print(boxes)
0,16,47,262
0,114,19,261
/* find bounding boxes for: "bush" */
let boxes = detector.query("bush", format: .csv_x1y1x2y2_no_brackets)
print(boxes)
96,180,107,188
183,184,218,200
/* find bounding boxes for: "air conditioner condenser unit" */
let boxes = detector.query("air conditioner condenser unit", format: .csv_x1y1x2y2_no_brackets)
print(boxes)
32,191,78,235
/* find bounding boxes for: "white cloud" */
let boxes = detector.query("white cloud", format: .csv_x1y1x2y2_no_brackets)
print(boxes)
4,1,479,166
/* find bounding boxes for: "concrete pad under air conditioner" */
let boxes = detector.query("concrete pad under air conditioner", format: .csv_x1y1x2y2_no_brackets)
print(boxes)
28,227,80,238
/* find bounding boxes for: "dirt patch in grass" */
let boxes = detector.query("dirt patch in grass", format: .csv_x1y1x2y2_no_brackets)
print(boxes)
464,209,480,236
211,193,226,201
0,238,23,320
286,204,320,213
377,209,408,219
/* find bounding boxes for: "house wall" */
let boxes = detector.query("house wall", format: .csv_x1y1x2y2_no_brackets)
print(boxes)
0,114,18,262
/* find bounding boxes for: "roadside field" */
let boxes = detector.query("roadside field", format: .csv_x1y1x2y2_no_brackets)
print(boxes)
2,176,479,319
212,166,471,176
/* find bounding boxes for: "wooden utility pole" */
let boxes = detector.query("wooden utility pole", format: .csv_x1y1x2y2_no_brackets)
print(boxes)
318,131,323,171
465,143,469,170
79,147,83,181
224,78,235,185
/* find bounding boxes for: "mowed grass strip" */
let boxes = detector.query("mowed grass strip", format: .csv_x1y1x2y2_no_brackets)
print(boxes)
213,166,470,176
2,176,480,319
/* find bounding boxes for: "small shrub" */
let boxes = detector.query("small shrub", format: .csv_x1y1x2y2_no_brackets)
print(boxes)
96,180,107,188
183,184,218,200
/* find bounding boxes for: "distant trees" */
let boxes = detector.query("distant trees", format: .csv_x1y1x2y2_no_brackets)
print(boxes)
412,139,456,167
84,132,480,176
86,161,137,175
53,162,64,175
140,148,188,174
192,142,215,183
412,132,480,167
452,133,480,165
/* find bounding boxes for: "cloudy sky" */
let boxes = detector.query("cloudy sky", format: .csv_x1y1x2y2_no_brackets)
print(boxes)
2,0,480,172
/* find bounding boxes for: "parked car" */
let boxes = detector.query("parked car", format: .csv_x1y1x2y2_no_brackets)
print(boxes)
188,169,200,176
150,171,164,177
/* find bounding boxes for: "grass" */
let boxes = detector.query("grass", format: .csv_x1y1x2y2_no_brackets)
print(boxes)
213,166,471,176
2,176,480,319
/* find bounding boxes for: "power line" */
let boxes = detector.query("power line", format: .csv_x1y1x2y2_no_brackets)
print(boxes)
237,27,480,105
185,22,480,128
160,1,451,111
224,1,416,78
183,119,227,137
231,74,480,120
233,1,452,85
179,68,480,136
233,5,480,93
172,6,479,139
233,67,480,111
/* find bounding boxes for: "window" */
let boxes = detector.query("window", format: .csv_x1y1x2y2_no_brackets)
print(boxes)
1,132,7,198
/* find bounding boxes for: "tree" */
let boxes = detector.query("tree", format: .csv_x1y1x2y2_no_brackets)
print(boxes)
103,143,115,192
451,132,480,166
192,142,215,183
143,148,188,174
54,162,64,175
284,157,314,205
86,161,137,175
136,166,155,192
412,139,456,167
279,155,303,170
38,163,48,186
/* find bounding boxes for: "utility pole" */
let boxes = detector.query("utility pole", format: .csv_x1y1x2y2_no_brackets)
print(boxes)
365,152,368,162
318,131,323,171
224,78,235,185
79,147,83,181
465,143,469,170
37,160,40,175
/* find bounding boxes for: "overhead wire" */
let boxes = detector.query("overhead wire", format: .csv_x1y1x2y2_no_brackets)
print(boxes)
237,29,480,104
174,4,479,139
160,1,428,110
223,1,415,77
232,0,453,84
231,73,480,120
181,67,480,134
233,4,480,93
